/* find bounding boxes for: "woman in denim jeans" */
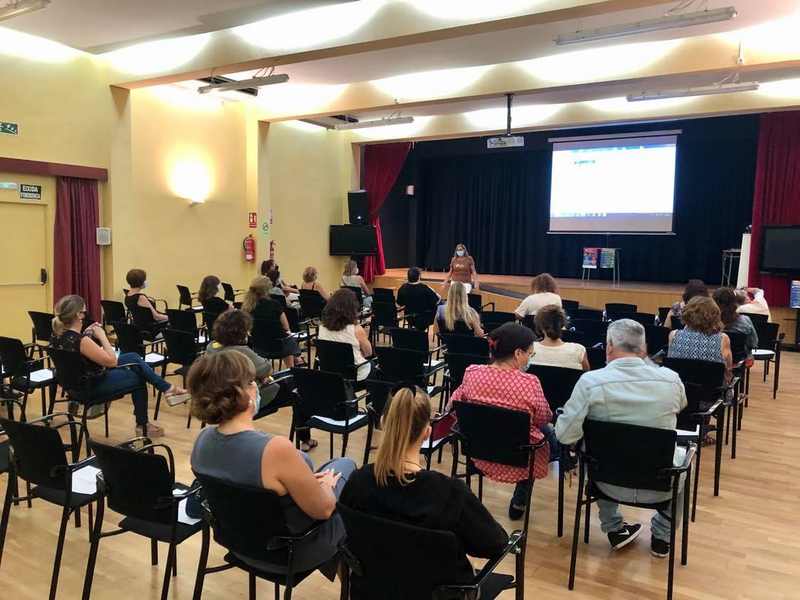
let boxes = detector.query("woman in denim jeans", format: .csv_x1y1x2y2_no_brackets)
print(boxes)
50,295,189,437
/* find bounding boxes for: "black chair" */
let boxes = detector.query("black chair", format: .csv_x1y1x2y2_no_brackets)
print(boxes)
609,312,656,327
744,312,768,325
114,321,167,405
290,368,373,465
561,299,579,313
251,317,299,371
526,364,583,536
571,308,603,321
191,471,342,600
373,347,440,399
645,325,671,357
29,310,54,354
440,334,489,357
369,301,404,345
752,321,783,398
480,311,516,333
442,353,489,411
130,305,167,342
0,414,97,600
298,289,326,321
176,284,202,312
343,285,365,309
605,302,637,317
372,287,395,304
166,308,206,347
670,316,684,330
585,344,607,370
389,328,445,378
467,293,489,313
45,347,148,448
657,306,671,325
452,401,545,565
160,329,201,425
82,439,202,600
338,503,525,600
0,336,55,420
100,300,127,331
221,282,242,303
568,420,694,600
569,319,608,347
314,339,371,390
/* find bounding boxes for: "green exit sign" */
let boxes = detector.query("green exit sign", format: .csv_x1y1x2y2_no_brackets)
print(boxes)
1,121,19,135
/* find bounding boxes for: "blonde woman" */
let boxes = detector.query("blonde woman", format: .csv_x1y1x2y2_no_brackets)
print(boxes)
341,260,372,308
49,294,188,437
242,276,298,368
300,266,330,301
436,281,484,336
340,387,508,590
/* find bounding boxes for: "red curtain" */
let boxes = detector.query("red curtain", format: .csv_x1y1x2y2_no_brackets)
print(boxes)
362,142,411,282
54,176,101,319
748,112,800,305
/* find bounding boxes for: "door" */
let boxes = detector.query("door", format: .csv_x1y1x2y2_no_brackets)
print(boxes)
0,201,49,340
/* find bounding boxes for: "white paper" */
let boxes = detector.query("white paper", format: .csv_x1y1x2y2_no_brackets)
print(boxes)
71,465,101,495
173,488,201,525
312,413,368,428
29,368,54,383
144,353,164,364
429,359,445,368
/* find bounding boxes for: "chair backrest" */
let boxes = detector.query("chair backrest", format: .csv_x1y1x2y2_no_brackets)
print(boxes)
645,325,670,355
91,441,175,524
176,284,193,307
657,306,671,325
45,347,91,396
753,321,779,349
670,316,684,330
0,417,69,489
101,300,127,326
437,318,475,337
251,316,288,354
28,311,54,342
389,327,429,354
374,346,427,385
725,331,748,363
344,285,364,307
526,364,582,412
315,339,357,378
582,419,676,492
372,287,395,304
569,319,609,347
444,353,489,392
130,305,158,331
586,345,606,370
371,301,398,327
561,299,580,314
291,367,352,420
480,311,516,332
605,302,637,314
608,312,655,327
572,308,603,321
440,334,488,356
453,401,531,468
113,322,146,357
662,357,726,389
221,282,236,303
192,470,293,563
0,336,29,377
166,308,198,335
467,293,482,313
677,382,719,430
270,293,288,309
163,328,199,365
203,310,223,336
407,309,437,332
298,289,326,320
745,313,768,326
338,503,469,600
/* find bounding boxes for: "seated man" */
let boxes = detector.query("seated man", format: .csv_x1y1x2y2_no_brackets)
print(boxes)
396,267,440,331
736,287,771,321
555,319,687,558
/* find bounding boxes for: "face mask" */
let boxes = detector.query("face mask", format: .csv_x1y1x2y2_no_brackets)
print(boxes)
353,268,359,275
456,250,465,257
142,280,148,289
252,386,262,415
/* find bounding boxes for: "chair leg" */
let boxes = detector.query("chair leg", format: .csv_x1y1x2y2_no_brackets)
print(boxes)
329,432,334,460
151,538,158,565
171,545,178,576
341,430,349,458
568,463,585,590
731,401,738,460
773,352,781,399
681,465,691,566
0,474,14,568
104,403,110,437
249,572,257,600
583,491,591,544
477,473,483,502
515,540,525,600
81,496,105,600
362,422,374,467
275,581,280,600
713,411,723,497
666,481,679,600
691,438,701,522
160,543,176,600
557,461,565,537
192,526,210,600
49,506,71,600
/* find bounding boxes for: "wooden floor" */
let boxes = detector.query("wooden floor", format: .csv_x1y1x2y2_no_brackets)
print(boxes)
2,352,799,600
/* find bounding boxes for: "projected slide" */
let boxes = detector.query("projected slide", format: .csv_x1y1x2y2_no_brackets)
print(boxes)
549,135,677,233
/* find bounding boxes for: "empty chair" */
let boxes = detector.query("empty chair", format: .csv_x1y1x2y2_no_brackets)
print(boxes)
373,346,433,391
100,300,127,331
440,334,489,356
130,305,166,342
481,311,516,333
165,308,205,344
389,327,445,377
298,288,326,321
28,310,54,352
605,302,637,317
657,306,671,326
467,292,485,313
221,281,241,303
569,319,609,347
562,299,580,314
571,308,603,321
645,325,671,357
609,312,656,327
176,284,202,312
372,287,395,304
752,321,782,398
0,336,55,419
369,301,404,345
442,352,489,407
159,328,200,425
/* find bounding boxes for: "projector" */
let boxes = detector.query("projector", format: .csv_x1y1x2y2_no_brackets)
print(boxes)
487,135,525,149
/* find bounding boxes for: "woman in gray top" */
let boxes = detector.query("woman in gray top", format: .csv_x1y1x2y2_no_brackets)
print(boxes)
188,351,356,575
713,287,759,357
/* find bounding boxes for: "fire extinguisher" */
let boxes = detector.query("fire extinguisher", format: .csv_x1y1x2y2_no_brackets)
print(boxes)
269,240,275,260
243,235,256,262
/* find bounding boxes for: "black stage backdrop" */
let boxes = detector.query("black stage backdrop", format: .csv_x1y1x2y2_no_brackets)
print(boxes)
380,115,759,284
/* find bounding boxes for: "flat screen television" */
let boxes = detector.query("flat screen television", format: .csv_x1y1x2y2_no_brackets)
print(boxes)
330,224,378,256
760,225,800,273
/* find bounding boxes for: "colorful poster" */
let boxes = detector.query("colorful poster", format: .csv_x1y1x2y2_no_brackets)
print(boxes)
582,247,599,269
791,280,800,309
600,248,617,269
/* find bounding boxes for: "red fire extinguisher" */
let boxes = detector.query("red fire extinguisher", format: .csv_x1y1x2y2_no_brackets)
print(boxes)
269,240,275,260
243,235,256,262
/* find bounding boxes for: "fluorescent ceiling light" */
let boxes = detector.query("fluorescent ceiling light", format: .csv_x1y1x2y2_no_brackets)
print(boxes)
555,6,737,46
627,81,759,102
334,116,414,130
0,0,50,21
197,73,289,94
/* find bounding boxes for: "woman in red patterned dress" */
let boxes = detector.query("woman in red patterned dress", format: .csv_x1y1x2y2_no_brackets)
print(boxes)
448,322,552,520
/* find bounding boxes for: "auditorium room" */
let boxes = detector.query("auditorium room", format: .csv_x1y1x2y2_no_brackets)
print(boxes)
2,1,800,598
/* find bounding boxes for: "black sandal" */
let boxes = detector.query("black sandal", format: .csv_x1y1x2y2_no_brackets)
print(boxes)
300,439,319,452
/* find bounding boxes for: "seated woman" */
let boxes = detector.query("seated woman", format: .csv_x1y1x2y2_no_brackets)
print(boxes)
198,275,230,316
242,276,298,369
318,289,372,381
665,279,708,328
713,287,758,359
531,305,589,371
124,268,168,322
515,273,562,319
436,282,484,337
188,351,355,576
300,266,329,301
262,259,300,299
448,323,552,520
667,296,733,376
444,243,479,295
50,295,188,437
341,260,372,309
339,386,508,595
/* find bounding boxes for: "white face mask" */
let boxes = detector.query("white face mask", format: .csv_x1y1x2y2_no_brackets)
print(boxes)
456,250,465,257
353,268,359,275
142,280,148,289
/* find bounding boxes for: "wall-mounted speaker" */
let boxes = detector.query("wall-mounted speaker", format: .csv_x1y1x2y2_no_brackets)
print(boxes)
348,190,368,224
96,227,112,246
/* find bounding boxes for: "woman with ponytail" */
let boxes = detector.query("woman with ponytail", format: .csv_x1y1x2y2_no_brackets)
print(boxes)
447,322,553,520
340,387,507,588
50,294,189,437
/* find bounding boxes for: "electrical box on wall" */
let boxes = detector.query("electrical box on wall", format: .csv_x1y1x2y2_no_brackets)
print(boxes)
96,227,112,246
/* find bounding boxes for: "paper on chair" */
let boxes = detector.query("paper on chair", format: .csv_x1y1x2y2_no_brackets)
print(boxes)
72,465,101,495
173,488,201,525
29,368,54,383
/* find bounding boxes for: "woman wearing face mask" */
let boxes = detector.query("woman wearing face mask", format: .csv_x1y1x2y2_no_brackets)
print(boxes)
447,322,552,520
124,268,168,322
444,243,479,295
341,260,372,309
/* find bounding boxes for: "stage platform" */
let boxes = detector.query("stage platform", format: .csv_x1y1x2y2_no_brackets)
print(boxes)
376,269,684,315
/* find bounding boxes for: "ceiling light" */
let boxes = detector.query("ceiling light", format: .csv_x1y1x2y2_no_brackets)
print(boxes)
627,81,759,102
334,116,414,130
197,73,289,95
555,6,737,46
0,0,50,21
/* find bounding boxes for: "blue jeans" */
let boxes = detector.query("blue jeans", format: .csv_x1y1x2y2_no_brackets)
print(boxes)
89,352,171,425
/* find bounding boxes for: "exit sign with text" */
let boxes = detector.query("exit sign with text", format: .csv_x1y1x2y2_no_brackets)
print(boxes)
0,122,19,135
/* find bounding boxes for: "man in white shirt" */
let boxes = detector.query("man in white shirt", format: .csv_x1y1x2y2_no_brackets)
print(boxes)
737,287,771,321
556,319,687,558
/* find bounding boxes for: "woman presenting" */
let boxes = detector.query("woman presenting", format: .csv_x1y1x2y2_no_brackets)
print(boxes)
444,243,479,295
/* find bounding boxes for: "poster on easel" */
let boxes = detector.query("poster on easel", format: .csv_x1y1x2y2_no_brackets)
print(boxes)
582,247,599,269
791,280,800,309
599,248,617,269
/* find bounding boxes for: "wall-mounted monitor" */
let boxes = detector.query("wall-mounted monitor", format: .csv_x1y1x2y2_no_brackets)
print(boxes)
330,224,378,256
760,225,800,274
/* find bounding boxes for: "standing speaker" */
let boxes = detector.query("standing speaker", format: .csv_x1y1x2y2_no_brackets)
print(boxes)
348,190,368,224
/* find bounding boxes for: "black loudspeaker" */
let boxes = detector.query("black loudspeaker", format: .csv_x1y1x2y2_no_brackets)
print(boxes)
348,190,368,224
